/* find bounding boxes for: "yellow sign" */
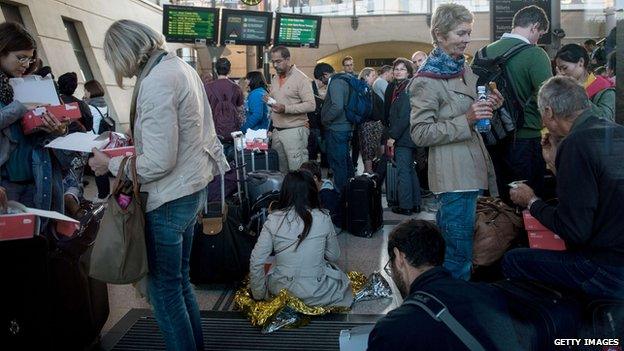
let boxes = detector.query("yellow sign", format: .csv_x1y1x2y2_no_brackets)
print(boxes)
241,0,262,5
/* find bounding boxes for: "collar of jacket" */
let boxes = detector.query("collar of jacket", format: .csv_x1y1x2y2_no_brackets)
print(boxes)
570,108,595,133
407,266,450,296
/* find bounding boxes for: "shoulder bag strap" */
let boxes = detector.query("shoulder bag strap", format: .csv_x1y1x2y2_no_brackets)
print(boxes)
111,156,131,195
403,291,486,351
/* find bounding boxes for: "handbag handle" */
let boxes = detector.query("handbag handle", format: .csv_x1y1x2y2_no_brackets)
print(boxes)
129,155,142,205
111,156,132,195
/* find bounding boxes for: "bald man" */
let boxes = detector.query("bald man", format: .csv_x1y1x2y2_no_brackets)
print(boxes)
411,51,427,71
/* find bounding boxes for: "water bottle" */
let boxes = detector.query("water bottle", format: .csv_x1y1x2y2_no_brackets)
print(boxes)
475,85,491,133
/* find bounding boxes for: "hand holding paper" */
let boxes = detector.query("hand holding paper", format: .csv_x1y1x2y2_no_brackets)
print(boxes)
89,148,111,176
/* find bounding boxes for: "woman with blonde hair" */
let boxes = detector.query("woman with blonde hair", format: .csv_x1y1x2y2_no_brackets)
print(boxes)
88,20,228,351
409,4,503,280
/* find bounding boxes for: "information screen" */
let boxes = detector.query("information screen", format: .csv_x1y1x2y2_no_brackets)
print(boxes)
491,0,552,45
220,9,272,46
274,13,322,48
163,5,219,44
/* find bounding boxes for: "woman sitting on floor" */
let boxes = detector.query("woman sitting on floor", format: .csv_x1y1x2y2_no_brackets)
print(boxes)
249,170,352,308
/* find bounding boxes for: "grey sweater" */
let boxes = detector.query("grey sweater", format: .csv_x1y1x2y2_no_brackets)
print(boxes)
321,75,352,132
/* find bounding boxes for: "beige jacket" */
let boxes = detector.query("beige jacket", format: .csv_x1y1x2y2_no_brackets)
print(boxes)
109,52,229,212
409,66,497,195
269,65,315,128
250,209,353,308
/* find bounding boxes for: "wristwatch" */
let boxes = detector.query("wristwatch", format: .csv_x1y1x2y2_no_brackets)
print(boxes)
527,196,541,211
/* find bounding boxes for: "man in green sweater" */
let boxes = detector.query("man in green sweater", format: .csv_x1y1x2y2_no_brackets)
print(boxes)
483,5,553,202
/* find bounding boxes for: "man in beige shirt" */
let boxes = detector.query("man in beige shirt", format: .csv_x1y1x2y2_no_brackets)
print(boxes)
267,46,315,172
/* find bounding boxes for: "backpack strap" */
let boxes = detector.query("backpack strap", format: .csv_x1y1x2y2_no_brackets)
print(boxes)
498,43,533,65
403,291,486,351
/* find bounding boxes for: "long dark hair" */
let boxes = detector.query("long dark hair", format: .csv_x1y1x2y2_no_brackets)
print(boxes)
0,22,38,76
246,71,267,91
555,44,589,70
274,171,321,249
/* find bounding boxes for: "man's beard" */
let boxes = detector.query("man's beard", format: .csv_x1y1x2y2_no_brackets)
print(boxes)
391,270,409,299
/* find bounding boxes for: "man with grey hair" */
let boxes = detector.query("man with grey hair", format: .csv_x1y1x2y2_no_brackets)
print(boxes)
410,51,427,71
504,76,624,300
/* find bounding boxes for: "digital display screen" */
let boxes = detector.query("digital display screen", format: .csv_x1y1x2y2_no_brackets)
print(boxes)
491,0,551,45
163,5,219,44
274,13,322,48
220,9,272,46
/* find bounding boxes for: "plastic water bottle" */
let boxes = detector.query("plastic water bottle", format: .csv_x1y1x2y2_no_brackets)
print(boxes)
475,85,491,133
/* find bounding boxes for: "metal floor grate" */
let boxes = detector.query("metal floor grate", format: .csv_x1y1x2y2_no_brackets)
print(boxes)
105,309,380,351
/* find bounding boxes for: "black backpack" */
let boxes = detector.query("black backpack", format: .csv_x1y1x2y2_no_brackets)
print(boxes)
92,105,116,133
471,43,532,145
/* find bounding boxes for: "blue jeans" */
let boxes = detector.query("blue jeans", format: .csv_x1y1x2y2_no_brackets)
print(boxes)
395,146,421,210
502,248,624,300
145,189,207,351
436,191,479,280
325,129,354,194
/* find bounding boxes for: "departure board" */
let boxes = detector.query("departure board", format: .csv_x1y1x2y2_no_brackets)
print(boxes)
220,9,272,46
274,13,322,48
163,5,219,44
491,0,552,45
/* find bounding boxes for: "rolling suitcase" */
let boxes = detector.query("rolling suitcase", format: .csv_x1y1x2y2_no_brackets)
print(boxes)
343,173,383,238
0,236,52,349
190,173,256,285
243,148,279,173
580,299,624,345
385,159,399,207
248,191,280,237
247,171,284,204
493,279,582,351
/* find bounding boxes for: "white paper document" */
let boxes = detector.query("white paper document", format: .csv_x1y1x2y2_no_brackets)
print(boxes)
245,129,268,141
6,201,78,223
9,75,61,105
45,132,108,153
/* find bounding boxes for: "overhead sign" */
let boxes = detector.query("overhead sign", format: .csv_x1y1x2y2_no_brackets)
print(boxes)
491,0,552,45
162,4,219,45
274,13,322,48
220,9,272,46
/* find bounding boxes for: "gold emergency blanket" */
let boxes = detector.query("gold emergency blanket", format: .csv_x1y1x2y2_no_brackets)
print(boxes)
234,271,368,328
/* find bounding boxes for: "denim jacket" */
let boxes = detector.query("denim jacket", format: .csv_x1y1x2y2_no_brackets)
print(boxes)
0,101,64,212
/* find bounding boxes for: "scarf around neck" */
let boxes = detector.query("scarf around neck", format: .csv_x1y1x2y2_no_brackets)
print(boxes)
129,49,167,135
417,47,465,79
391,79,409,104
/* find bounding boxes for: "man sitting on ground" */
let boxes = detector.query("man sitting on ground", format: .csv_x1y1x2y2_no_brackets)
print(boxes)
368,219,522,351
505,76,624,300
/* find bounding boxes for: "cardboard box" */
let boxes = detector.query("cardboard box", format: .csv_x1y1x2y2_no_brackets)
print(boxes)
101,146,135,158
22,103,82,134
245,140,269,151
0,211,37,241
523,211,566,251
522,210,549,231
0,201,79,241
527,231,567,251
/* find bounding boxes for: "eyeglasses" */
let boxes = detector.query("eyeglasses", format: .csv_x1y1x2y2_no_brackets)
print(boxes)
393,67,408,72
12,53,35,65
383,259,393,277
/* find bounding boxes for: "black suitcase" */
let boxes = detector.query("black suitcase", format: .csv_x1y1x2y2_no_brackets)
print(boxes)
0,236,52,349
243,149,279,173
580,299,624,345
247,171,284,204
493,279,582,351
343,173,383,238
48,250,110,350
385,160,399,207
248,191,280,237
190,172,255,285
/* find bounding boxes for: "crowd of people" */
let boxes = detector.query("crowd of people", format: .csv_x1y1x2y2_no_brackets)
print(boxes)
0,2,620,349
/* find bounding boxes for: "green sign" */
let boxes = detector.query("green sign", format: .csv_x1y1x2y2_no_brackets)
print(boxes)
163,5,218,44
278,17,318,46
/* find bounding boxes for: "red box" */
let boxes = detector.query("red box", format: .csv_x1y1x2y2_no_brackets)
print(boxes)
245,140,269,151
0,212,37,241
523,211,566,251
55,220,80,237
527,231,567,251
522,210,549,231
21,103,82,134
101,146,135,158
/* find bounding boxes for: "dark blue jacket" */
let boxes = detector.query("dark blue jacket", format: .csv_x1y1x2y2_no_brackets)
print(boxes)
368,267,523,351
